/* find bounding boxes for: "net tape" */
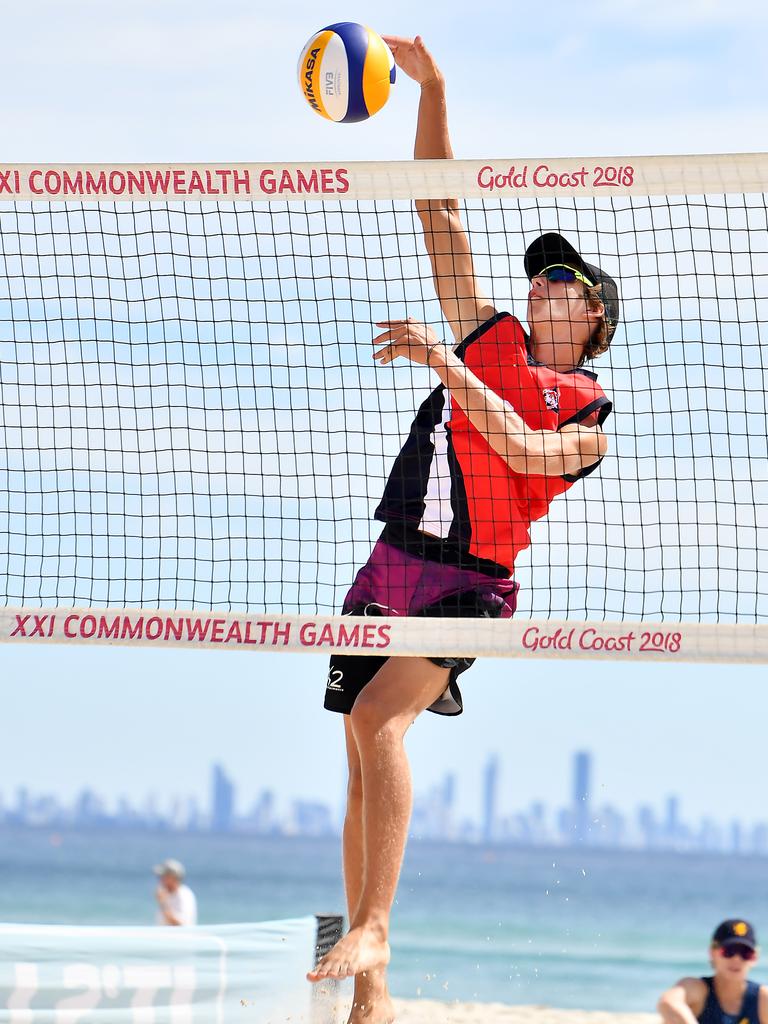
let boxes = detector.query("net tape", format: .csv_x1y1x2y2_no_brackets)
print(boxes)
2,607,767,662
2,155,768,201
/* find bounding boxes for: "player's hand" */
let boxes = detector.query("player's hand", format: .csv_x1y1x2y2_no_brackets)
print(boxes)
155,885,168,906
373,318,445,366
381,35,442,87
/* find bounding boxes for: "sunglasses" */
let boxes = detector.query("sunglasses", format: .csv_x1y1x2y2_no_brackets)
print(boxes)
539,264,596,288
720,945,757,961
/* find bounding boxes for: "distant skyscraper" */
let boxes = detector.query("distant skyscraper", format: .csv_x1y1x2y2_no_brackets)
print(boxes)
15,787,30,818
186,797,202,831
210,763,235,833
482,755,499,844
439,773,456,839
442,773,456,812
573,751,591,806
751,823,768,856
571,751,592,844
698,816,723,852
664,796,680,844
75,788,109,827
638,804,658,847
250,790,276,834
593,803,626,847
528,801,549,844
291,800,335,837
730,820,743,854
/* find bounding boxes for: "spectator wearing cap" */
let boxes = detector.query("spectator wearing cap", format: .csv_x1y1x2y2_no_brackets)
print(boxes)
658,919,767,1023
153,859,197,927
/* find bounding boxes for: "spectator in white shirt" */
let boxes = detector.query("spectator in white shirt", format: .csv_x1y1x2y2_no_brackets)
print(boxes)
153,859,197,926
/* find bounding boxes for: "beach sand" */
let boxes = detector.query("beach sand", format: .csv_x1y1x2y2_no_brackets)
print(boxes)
332,996,657,1022
388,999,658,1023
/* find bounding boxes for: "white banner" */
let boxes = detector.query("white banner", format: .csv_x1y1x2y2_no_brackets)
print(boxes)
1,607,767,663
0,154,767,201
0,918,320,1023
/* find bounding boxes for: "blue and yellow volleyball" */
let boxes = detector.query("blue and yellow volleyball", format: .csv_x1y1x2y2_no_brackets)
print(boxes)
298,23,395,123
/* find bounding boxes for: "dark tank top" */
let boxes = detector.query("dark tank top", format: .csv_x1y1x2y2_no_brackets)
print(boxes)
698,976,760,1024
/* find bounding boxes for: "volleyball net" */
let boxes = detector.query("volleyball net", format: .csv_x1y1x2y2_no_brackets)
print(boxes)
1,156,767,662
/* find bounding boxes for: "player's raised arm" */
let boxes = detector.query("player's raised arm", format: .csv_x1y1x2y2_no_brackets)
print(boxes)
383,35,495,344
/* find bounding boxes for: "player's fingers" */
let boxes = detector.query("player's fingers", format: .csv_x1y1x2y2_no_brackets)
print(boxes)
380,35,413,49
377,323,424,347
373,324,409,345
376,340,410,364
372,325,404,342
372,335,399,353
372,341,396,361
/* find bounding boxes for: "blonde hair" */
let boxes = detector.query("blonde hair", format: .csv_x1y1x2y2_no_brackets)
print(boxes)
580,282,613,365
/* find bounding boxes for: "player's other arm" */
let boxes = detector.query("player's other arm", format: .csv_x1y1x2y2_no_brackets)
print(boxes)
384,35,495,345
373,322,607,477
436,350,607,477
657,978,706,1024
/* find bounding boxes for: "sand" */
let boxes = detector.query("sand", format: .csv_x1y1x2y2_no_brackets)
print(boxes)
330,996,658,1022
390,999,658,1023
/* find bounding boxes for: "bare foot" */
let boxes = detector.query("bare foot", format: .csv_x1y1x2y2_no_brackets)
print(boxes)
347,968,395,1023
346,992,396,1023
306,925,391,982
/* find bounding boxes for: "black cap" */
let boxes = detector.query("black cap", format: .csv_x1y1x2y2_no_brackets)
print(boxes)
524,232,620,342
712,919,758,950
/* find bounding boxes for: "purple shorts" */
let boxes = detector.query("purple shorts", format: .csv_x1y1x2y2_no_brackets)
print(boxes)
324,532,519,717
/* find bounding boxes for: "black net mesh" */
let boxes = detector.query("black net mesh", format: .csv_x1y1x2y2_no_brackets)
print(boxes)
0,195,766,621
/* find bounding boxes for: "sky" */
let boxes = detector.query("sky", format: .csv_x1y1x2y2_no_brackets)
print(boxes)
2,0,768,829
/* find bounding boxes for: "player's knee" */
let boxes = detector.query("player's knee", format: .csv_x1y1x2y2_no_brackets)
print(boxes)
349,695,404,745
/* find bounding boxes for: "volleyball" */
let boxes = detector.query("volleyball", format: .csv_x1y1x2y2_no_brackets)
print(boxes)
298,22,395,123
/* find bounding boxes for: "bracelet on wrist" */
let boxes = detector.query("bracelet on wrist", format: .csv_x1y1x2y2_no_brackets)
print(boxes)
426,340,444,366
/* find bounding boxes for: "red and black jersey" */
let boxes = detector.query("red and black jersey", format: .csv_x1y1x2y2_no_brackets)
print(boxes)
374,312,612,575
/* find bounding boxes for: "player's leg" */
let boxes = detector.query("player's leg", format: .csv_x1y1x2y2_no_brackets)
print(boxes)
342,715,394,1022
308,655,450,983
325,649,397,1017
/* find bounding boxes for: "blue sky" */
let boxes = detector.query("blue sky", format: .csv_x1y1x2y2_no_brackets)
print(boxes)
4,0,768,162
2,0,768,828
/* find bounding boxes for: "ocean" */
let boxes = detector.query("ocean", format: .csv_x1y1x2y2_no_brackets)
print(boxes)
0,826,765,1012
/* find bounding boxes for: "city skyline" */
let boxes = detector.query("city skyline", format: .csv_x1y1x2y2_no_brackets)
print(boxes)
5,750,768,857
6,644,768,827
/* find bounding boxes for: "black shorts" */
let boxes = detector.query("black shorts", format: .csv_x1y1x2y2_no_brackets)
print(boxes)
324,530,518,717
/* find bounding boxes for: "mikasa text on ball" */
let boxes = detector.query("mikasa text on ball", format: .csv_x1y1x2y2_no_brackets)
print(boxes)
299,22,395,123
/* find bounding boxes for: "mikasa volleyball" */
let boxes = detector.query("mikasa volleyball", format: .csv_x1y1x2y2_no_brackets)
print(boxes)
299,22,395,123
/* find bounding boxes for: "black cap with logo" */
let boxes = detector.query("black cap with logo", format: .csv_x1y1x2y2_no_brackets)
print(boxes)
712,919,758,950
524,232,620,342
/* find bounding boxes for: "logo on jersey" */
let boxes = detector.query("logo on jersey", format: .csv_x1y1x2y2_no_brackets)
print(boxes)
326,668,344,691
543,387,560,411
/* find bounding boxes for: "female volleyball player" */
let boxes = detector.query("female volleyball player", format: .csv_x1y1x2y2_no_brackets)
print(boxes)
308,35,619,1023
658,919,768,1023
